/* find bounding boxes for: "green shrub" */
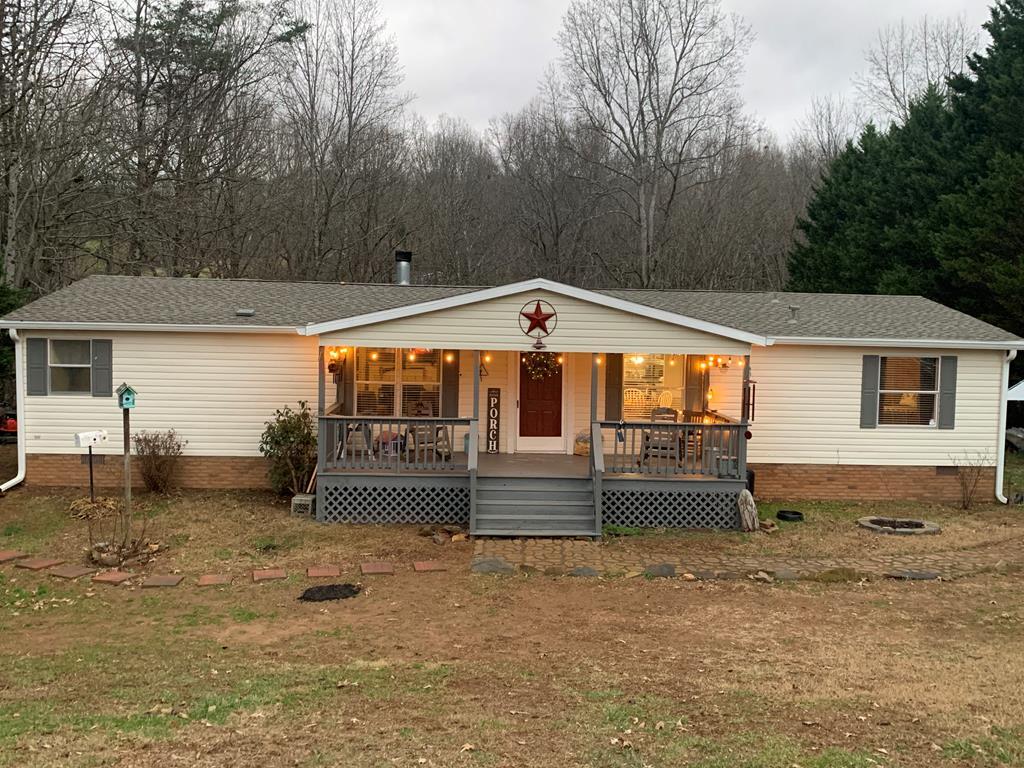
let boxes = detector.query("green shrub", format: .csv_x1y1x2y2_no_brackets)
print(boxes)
259,402,317,496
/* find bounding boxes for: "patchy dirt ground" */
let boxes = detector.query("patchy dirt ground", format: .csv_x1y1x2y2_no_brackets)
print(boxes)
0,482,1023,767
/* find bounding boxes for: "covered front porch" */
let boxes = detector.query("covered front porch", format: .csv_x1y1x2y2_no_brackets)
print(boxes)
313,346,753,536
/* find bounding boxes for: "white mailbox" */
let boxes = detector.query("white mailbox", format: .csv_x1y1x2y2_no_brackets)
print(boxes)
74,430,108,448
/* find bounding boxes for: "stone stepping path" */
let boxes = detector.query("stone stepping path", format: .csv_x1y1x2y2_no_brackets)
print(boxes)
93,571,132,585
473,538,1024,581
142,574,184,588
16,557,64,571
0,550,28,564
252,568,286,583
360,562,394,575
197,574,232,587
49,565,96,580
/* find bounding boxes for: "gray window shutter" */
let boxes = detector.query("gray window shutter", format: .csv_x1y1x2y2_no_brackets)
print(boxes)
91,339,113,397
604,354,623,420
27,338,48,396
938,355,958,430
860,355,880,429
441,350,460,417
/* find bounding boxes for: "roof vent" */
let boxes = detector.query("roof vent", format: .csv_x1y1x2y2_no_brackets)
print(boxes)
235,308,255,318
787,305,800,323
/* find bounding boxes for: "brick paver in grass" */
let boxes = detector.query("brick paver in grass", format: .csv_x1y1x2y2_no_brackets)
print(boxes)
197,574,232,587
142,574,184,588
0,550,28,564
360,562,394,575
92,570,133,585
252,568,286,583
15,557,64,571
413,561,447,573
49,565,96,580
307,565,340,578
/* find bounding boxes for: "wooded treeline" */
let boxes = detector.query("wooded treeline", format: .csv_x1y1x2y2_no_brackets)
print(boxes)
0,0,992,305
790,0,1024,338
0,0,931,299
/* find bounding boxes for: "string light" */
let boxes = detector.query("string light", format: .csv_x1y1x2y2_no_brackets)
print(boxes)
369,351,379,361
445,353,455,364
631,355,645,365
484,353,492,363
557,356,563,364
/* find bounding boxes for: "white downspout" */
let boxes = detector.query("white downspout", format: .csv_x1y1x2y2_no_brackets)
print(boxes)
1,329,26,492
991,348,1015,505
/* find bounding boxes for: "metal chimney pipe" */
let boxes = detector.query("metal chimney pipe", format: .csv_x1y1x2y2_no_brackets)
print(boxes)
394,250,412,285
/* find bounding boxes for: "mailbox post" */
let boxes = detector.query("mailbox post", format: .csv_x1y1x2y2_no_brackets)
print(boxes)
116,384,137,519
74,430,108,502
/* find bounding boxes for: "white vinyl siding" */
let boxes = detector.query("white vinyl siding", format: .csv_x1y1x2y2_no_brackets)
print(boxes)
319,289,750,355
23,331,318,457
746,345,1002,466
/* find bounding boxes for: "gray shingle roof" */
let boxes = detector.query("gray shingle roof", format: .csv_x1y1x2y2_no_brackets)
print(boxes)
1,274,1019,344
0,275,480,328
603,289,1022,343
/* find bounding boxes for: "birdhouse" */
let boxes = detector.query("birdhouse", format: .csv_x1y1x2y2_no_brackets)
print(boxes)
116,383,137,410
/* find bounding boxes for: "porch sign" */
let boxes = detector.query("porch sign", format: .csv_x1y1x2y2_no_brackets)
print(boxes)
486,388,501,454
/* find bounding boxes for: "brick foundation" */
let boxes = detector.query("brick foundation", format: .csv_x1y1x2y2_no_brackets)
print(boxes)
749,463,997,504
26,454,272,490
25,454,998,503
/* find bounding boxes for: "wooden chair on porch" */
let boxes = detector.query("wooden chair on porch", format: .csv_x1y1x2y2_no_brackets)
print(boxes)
639,408,681,469
336,421,376,461
405,401,453,464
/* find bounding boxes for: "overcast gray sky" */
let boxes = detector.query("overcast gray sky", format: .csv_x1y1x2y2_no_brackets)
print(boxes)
378,0,992,140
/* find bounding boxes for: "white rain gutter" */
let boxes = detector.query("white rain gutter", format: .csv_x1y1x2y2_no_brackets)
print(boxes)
996,349,1017,504
1,330,26,493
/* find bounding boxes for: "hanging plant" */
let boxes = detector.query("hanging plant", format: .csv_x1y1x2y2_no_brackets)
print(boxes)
522,352,562,381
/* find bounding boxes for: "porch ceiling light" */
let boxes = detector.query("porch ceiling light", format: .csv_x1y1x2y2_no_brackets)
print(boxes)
631,355,645,365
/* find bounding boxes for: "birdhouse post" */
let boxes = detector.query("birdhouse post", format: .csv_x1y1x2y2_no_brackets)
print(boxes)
116,384,137,518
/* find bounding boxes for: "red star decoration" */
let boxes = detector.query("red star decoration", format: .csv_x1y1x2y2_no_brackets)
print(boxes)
521,301,555,335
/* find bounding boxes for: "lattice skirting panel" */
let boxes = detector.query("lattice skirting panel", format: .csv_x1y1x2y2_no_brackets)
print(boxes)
317,475,470,525
602,479,744,530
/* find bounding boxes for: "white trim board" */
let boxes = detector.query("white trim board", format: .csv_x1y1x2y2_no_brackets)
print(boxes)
298,278,770,346
768,336,1024,351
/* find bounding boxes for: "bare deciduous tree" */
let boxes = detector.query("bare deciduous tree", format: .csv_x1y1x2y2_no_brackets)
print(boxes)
855,14,979,125
557,0,751,287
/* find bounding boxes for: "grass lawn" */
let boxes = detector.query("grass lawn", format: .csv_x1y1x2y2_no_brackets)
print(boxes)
0,456,1022,766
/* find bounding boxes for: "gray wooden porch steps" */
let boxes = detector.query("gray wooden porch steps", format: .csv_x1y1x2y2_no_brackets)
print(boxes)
473,476,598,537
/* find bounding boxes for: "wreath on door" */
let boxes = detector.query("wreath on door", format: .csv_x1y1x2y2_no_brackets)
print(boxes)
522,352,562,381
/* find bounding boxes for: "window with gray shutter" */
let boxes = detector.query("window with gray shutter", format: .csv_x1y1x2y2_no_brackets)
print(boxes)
26,338,48,396
938,356,958,429
859,355,880,429
91,339,113,397
877,356,939,426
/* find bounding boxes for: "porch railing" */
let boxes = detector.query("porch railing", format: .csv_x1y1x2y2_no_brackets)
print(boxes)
595,420,748,479
318,416,477,473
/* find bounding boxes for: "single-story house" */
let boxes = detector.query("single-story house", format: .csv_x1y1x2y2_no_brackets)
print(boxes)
2,256,1021,536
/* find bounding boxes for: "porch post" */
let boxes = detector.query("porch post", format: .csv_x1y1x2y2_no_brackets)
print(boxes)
741,353,751,422
317,346,325,416
590,353,599,424
472,350,481,419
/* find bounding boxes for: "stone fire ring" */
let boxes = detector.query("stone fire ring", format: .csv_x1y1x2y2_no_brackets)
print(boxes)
857,516,941,536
